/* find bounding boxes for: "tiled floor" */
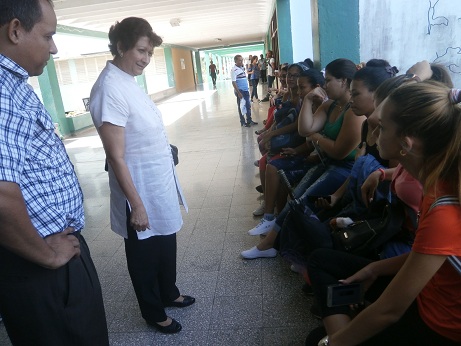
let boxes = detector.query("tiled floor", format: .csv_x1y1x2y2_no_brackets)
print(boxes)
0,81,320,345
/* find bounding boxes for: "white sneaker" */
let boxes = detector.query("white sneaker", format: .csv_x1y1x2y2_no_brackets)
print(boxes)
290,264,301,273
252,201,265,216
241,246,277,259
248,218,275,236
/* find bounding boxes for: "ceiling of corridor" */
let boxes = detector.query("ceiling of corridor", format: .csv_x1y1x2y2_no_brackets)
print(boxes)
53,0,274,49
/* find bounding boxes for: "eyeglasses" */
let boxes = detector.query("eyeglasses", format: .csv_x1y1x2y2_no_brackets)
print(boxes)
287,73,300,79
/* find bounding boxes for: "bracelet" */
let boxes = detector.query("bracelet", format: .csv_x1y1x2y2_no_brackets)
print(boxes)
404,73,421,83
318,336,329,346
378,168,386,181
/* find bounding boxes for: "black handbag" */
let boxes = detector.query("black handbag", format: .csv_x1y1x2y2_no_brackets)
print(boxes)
170,144,179,166
331,198,408,257
278,198,333,265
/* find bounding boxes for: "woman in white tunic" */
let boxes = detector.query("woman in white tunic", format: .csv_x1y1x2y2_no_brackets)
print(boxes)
90,17,194,334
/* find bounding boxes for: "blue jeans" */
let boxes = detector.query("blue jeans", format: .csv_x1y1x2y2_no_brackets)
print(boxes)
267,75,275,89
274,160,354,232
235,89,252,125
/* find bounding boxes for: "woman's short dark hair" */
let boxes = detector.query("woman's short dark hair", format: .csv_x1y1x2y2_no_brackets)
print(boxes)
300,68,325,87
373,75,407,105
325,58,357,87
353,59,399,92
0,0,52,32
108,17,163,57
430,63,454,88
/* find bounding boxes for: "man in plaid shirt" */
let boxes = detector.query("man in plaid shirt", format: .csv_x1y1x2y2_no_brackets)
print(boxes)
0,0,108,344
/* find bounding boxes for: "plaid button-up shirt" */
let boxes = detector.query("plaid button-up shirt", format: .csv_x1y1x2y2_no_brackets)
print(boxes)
0,55,84,237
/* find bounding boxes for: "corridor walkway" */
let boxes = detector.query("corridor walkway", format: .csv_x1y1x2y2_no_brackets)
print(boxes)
0,81,319,345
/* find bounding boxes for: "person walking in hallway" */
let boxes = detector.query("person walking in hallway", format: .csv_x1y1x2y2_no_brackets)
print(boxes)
0,0,109,344
209,60,217,87
90,16,194,335
231,54,258,127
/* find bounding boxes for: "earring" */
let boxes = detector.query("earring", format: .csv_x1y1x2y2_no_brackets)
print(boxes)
119,51,123,57
400,149,407,156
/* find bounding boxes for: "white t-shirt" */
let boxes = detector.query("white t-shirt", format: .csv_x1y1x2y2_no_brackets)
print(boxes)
267,57,275,76
90,61,187,239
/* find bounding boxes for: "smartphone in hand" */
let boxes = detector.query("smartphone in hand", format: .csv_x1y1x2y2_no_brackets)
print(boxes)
327,283,364,307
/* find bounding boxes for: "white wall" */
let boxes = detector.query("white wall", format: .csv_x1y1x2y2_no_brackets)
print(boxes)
359,0,461,86
291,0,314,63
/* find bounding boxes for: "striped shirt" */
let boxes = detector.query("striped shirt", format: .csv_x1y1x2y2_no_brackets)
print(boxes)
231,65,249,91
0,54,84,237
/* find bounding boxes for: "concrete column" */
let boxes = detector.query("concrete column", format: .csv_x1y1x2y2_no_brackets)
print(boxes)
135,74,148,93
317,0,359,68
38,58,71,136
163,46,175,88
276,0,293,64
194,51,203,84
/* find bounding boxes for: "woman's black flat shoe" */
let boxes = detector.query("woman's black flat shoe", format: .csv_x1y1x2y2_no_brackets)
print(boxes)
148,318,182,334
166,295,196,308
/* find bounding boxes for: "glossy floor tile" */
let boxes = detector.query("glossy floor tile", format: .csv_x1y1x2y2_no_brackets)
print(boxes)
0,81,321,345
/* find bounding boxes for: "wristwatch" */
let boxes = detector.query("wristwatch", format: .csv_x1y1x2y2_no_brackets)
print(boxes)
318,336,329,346
404,73,421,82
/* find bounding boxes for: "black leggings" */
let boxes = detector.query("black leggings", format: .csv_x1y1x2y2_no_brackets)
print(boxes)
307,248,459,345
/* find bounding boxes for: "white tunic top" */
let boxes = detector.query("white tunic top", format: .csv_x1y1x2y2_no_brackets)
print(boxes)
90,61,187,239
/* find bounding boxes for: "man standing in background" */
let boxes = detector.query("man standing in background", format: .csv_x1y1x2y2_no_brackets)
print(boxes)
259,53,267,84
231,54,258,127
209,60,217,87
261,50,276,102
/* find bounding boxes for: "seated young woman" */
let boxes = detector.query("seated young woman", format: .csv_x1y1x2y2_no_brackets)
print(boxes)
242,58,365,258
306,81,461,346
253,66,326,222
278,75,424,278
254,62,317,210
255,66,289,136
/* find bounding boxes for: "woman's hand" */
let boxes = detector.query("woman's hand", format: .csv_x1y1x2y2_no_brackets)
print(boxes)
361,170,381,207
406,60,432,81
259,131,273,145
280,147,297,157
340,264,377,293
316,194,338,209
305,87,328,102
130,204,150,231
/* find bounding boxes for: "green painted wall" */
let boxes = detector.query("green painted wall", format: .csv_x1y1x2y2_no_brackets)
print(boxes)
276,0,294,64
318,0,360,68
163,46,175,88
135,74,148,93
38,58,71,136
194,51,203,84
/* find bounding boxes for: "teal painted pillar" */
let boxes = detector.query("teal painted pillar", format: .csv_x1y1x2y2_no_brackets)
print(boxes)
276,0,293,64
318,0,359,68
194,51,203,84
135,74,148,93
38,58,71,136
163,46,175,88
